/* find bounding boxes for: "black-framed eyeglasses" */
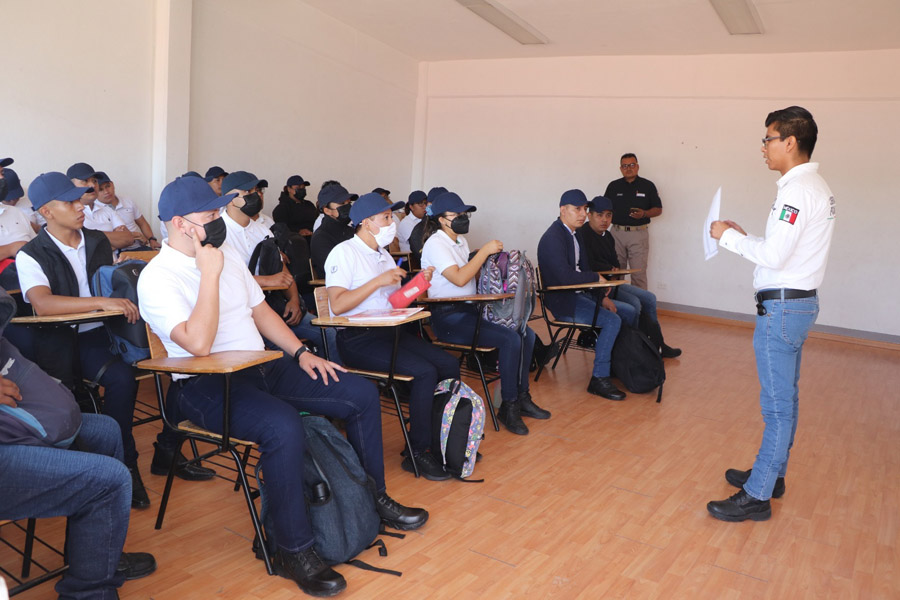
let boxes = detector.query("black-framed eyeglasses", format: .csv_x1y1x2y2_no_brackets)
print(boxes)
620,162,637,169
761,135,785,146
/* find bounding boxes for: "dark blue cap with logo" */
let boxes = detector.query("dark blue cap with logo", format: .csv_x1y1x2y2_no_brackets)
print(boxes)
317,184,353,209
27,172,92,210
407,190,427,205
222,171,261,194
350,192,404,226
431,192,476,217
2,168,25,201
204,166,228,181
560,189,588,207
287,174,310,187
66,162,99,181
158,176,237,222
589,195,613,212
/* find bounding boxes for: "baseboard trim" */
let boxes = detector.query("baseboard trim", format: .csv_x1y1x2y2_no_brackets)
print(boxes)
657,302,900,351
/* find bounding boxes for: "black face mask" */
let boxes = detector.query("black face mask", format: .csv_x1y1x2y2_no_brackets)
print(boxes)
186,216,227,248
335,203,352,226
449,214,470,235
294,188,307,201
239,192,262,217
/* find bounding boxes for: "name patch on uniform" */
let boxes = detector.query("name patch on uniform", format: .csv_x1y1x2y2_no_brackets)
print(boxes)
779,205,799,225
636,193,646,197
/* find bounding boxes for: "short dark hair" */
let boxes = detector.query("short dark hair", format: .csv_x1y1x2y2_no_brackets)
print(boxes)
765,106,818,157
620,153,637,163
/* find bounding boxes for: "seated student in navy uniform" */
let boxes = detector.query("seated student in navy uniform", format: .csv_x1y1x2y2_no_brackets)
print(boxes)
138,177,427,596
537,189,627,401
309,183,355,278
324,193,460,481
420,192,550,436
578,196,681,358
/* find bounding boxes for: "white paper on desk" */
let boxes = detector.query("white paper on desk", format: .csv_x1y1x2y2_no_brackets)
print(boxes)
703,187,721,261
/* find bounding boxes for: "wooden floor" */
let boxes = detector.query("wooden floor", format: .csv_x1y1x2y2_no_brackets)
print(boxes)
5,314,900,599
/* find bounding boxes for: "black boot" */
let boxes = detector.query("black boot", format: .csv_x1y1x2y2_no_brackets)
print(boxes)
517,392,551,419
497,400,528,435
150,442,216,481
375,492,429,530
725,468,785,498
587,376,626,401
707,489,771,522
645,322,681,358
274,547,346,597
116,552,157,580
128,465,150,510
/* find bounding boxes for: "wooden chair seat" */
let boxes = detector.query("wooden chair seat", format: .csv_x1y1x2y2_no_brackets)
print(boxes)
430,340,497,354
343,368,414,383
177,420,257,447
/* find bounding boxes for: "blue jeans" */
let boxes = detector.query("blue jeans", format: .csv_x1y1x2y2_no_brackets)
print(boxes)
337,327,460,453
744,294,819,500
430,304,535,402
173,355,380,552
0,414,131,600
557,293,622,378
613,284,658,328
287,312,340,363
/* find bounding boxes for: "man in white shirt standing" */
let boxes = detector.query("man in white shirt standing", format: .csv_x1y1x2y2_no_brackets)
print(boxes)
138,177,427,595
708,106,836,522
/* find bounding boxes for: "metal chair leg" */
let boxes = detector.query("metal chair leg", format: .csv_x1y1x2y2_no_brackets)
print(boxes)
21,518,36,578
234,445,253,492
229,446,274,575
155,437,187,530
390,385,418,477
472,353,500,431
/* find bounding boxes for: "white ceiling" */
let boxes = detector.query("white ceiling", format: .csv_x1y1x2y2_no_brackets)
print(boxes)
299,0,900,61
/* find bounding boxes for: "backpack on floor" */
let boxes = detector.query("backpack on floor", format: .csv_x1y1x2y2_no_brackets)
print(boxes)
431,378,485,480
89,259,150,365
610,322,665,401
476,250,536,334
255,415,402,575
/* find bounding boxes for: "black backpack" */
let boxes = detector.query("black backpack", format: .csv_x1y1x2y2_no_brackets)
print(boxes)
89,259,150,365
269,222,312,289
248,237,297,317
610,322,665,401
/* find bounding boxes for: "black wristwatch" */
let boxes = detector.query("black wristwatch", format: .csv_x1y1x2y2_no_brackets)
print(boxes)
293,345,309,361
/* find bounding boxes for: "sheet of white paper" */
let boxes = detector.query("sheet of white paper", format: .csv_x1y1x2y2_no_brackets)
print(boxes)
703,187,721,260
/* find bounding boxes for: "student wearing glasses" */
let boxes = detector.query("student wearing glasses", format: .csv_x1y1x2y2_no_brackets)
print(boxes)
420,192,551,436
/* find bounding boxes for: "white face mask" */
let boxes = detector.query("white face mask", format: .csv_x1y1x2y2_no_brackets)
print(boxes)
372,221,397,247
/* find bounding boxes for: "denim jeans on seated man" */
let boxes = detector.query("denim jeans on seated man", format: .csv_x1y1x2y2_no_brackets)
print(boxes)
0,413,130,600
556,293,622,378
612,283,658,329
286,311,341,363
744,295,818,501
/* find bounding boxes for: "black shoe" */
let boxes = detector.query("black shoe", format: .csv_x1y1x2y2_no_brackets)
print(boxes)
587,376,626,401
401,450,451,481
517,392,551,420
375,492,428,531
707,489,771,522
150,442,216,481
725,468,785,499
661,344,682,358
116,552,157,580
536,340,561,367
497,401,529,435
274,547,346,597
128,466,151,510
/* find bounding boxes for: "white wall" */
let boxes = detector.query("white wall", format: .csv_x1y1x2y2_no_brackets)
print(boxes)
2,0,155,215
187,0,420,214
416,51,900,337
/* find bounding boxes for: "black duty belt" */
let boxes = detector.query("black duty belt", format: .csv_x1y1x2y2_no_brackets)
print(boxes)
754,288,816,315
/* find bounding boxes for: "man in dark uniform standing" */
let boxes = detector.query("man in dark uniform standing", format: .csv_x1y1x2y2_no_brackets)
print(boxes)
603,153,662,290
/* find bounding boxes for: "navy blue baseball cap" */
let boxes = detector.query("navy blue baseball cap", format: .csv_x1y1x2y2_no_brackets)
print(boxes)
560,189,588,207
66,162,99,181
427,186,448,200
2,168,25,201
407,190,427,206
589,195,613,212
28,172,92,210
350,192,404,226
317,184,353,209
372,187,391,196
286,174,310,187
0,157,12,168
94,171,112,185
182,171,202,178
431,192,476,217
204,166,228,181
158,176,237,221
221,171,261,194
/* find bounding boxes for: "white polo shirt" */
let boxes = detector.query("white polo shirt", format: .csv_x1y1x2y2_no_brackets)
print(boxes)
107,196,143,234
324,235,398,317
137,241,266,371
255,212,275,230
82,201,126,232
0,204,37,246
719,162,836,291
396,213,421,253
15,229,100,331
223,212,277,267
421,230,476,298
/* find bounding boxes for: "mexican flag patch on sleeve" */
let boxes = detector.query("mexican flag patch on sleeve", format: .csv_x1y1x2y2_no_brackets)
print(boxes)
779,205,799,225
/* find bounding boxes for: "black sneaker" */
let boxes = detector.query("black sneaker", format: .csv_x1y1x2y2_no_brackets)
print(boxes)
128,466,151,509
401,450,451,481
116,552,157,580
661,344,682,358
707,489,771,522
497,401,529,435
586,376,626,401
274,547,346,597
517,392,551,420
375,492,428,530
725,468,785,499
150,442,216,481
